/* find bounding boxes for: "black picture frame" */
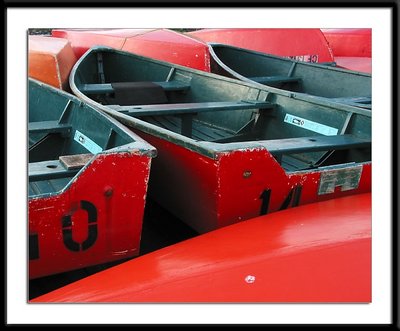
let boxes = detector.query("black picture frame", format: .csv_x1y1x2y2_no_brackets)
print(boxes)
5,0,398,328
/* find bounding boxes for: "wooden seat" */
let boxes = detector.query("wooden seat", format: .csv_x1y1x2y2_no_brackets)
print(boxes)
108,100,274,116
249,75,301,85
28,121,72,135
262,134,370,155
329,96,371,109
79,81,191,94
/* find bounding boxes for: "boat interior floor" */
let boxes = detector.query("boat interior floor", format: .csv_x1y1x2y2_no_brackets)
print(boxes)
145,115,370,172
245,76,371,109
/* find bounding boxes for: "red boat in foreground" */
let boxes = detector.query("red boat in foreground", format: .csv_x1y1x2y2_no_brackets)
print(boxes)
51,28,210,71
32,193,371,303
28,35,77,90
187,28,335,64
321,29,372,73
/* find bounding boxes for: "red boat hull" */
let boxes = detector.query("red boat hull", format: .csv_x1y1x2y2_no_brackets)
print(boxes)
321,28,371,57
321,29,372,73
188,28,335,63
51,28,210,71
334,56,372,74
28,36,77,90
139,132,371,234
29,152,152,279
32,193,371,303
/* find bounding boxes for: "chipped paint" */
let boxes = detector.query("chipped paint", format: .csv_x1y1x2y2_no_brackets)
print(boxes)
29,79,155,279
244,275,256,284
318,164,363,195
67,47,370,235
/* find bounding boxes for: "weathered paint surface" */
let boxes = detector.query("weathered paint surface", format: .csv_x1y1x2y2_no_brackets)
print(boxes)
334,56,372,74
69,47,371,236
138,131,371,234
28,35,77,90
208,43,371,104
29,152,152,279
52,28,210,71
32,193,371,303
320,29,372,73
188,28,335,63
321,28,372,57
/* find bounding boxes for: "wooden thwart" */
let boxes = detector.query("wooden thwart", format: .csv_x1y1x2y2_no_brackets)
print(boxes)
28,121,72,135
328,96,371,109
80,81,190,94
249,75,301,85
109,100,274,116
263,134,371,155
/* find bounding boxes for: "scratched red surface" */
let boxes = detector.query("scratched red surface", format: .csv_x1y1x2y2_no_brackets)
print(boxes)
32,192,371,303
188,28,335,63
139,132,371,234
321,29,372,73
51,28,210,71
321,28,371,57
29,153,152,279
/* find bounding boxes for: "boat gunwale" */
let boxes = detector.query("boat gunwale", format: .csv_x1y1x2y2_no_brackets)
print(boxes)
207,43,372,110
207,42,372,77
29,78,157,199
70,46,371,161
29,78,157,158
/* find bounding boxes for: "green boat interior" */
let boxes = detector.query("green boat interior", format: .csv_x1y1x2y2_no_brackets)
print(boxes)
208,44,372,110
29,80,134,196
74,49,371,172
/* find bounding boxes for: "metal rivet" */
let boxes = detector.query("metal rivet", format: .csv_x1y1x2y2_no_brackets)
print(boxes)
243,170,252,178
104,187,113,197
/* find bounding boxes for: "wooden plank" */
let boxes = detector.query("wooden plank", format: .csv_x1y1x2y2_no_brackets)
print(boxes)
329,96,372,109
249,76,300,85
29,121,72,135
262,134,371,155
80,81,190,94
109,100,274,116
59,153,93,170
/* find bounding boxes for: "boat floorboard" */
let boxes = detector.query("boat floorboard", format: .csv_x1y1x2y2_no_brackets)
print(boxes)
29,177,72,196
145,116,329,172
146,116,234,141
281,155,311,172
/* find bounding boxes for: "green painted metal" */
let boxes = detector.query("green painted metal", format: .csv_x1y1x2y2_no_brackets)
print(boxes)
29,78,156,197
208,43,371,109
70,47,371,171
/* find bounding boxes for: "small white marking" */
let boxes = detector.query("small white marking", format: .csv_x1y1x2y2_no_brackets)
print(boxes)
245,275,256,284
284,113,338,136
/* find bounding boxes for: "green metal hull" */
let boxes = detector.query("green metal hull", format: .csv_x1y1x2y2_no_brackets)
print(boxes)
29,78,156,278
208,43,371,109
70,46,371,168
70,47,371,233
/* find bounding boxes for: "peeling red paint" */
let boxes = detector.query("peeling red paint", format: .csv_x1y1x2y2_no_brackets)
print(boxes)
29,152,152,279
137,132,371,234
